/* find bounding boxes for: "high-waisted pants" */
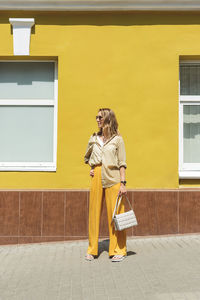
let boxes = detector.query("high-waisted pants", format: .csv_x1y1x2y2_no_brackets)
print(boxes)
87,165,127,257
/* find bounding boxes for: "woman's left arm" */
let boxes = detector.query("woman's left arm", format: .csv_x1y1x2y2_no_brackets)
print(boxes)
119,166,127,195
117,137,127,195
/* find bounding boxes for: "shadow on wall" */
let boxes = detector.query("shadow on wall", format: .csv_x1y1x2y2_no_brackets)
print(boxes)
1,11,200,26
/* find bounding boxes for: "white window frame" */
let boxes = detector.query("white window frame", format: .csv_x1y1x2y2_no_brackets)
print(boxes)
0,60,58,172
179,60,200,178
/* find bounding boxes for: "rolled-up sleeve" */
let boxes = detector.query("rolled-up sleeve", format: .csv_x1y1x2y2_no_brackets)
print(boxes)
117,137,127,168
84,135,94,164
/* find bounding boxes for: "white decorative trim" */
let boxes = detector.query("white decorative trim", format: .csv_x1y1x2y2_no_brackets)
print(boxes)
2,1,200,11
9,18,35,56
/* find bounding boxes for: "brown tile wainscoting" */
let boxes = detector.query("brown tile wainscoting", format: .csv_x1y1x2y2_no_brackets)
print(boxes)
0,190,200,245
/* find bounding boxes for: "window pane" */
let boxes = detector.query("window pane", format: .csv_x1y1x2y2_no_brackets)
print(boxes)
0,106,54,162
0,62,54,99
180,64,200,95
183,105,200,163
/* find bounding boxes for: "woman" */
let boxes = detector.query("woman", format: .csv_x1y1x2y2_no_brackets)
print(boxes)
84,108,127,262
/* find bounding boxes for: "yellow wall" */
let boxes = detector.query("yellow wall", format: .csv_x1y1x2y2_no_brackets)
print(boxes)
0,11,200,189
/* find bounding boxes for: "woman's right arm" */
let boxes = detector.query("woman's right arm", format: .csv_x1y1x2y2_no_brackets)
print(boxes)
84,135,94,164
84,135,95,177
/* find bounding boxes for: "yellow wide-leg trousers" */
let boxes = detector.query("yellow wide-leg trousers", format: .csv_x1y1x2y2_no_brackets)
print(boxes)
87,165,127,257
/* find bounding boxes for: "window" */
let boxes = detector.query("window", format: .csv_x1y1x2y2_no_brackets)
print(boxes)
0,61,58,171
179,61,200,178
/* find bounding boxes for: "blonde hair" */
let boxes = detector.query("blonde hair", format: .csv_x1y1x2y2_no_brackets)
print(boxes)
98,108,120,139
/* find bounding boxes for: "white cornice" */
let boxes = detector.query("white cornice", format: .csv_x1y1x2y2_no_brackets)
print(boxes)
2,0,200,11
9,18,35,27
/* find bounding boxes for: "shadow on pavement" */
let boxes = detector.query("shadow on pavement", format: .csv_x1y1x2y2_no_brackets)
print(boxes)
127,250,137,256
98,239,109,257
97,239,137,257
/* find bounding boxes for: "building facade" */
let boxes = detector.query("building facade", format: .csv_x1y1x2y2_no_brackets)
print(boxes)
0,0,200,245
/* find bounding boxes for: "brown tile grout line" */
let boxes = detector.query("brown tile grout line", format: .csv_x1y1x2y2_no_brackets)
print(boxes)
18,192,20,242
0,236,88,238
41,191,43,238
177,189,180,234
1,188,200,192
1,232,199,238
154,191,158,235
64,191,66,238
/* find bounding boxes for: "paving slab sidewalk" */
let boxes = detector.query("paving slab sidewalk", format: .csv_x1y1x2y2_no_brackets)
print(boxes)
0,234,200,300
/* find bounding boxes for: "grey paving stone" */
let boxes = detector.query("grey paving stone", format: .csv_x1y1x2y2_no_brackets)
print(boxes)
0,235,200,300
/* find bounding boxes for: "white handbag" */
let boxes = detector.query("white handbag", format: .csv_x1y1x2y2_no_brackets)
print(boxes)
112,194,138,231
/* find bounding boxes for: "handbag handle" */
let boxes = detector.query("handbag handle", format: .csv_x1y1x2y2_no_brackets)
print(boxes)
112,194,133,222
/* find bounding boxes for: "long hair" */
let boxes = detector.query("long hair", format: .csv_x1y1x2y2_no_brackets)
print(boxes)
97,108,120,139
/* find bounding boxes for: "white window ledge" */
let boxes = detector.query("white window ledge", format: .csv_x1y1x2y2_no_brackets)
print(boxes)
0,167,56,172
179,170,200,179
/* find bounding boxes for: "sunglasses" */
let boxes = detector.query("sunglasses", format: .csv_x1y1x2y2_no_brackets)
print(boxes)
96,116,103,120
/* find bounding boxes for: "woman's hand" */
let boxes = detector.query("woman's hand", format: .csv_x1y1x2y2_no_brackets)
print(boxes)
90,169,94,177
118,184,127,195
119,166,127,195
